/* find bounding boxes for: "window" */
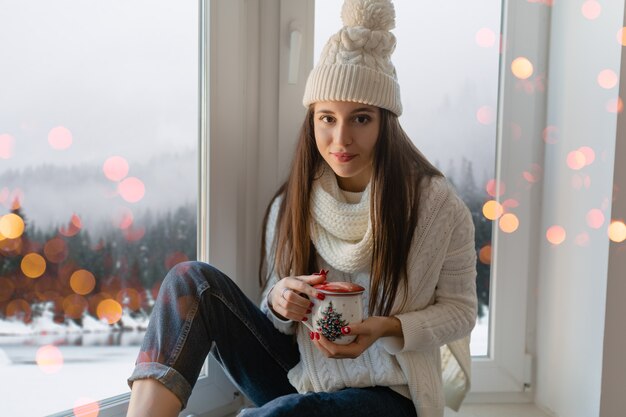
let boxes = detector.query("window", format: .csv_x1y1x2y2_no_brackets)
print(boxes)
0,1,201,415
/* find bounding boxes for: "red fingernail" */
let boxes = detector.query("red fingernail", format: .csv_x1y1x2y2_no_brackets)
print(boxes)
310,332,314,340
315,332,321,340
306,309,312,314
341,326,351,335
309,302,314,308
316,293,325,300
302,317,308,322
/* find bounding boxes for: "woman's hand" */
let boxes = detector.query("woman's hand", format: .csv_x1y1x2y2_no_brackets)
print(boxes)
311,316,402,359
268,273,327,322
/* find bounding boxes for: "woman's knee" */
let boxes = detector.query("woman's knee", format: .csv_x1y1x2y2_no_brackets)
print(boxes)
160,261,235,300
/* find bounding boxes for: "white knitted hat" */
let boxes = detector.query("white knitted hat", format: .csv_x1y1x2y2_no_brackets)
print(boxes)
303,0,402,116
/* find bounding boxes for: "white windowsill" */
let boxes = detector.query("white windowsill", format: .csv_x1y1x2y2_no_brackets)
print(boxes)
446,404,553,417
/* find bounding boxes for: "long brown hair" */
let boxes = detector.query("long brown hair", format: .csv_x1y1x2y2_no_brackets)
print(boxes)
259,107,442,316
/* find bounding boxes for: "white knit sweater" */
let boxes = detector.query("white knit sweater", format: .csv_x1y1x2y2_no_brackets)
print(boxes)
260,173,477,417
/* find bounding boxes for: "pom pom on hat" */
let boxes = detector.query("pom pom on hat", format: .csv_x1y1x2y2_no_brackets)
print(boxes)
302,0,402,115
341,0,395,31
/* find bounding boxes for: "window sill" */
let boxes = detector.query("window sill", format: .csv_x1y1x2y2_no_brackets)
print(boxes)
446,404,553,417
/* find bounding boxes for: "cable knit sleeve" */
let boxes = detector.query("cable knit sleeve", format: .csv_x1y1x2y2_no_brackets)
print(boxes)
382,188,478,354
259,196,297,335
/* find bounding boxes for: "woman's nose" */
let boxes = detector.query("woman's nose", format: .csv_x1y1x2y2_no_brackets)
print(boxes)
333,122,352,146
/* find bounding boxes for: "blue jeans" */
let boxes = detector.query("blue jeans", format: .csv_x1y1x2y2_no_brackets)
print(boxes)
128,261,417,417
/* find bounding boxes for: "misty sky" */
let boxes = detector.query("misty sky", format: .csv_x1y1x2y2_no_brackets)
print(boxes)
0,0,501,227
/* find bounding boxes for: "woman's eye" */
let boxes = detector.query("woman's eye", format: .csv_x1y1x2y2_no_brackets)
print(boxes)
354,115,370,124
320,115,334,123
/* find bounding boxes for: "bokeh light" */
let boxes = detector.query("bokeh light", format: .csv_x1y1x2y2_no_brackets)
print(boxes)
118,177,145,203
73,397,100,417
499,213,519,233
575,232,590,247
0,277,15,302
475,27,496,48
482,200,504,220
486,179,505,197
578,146,595,165
617,27,626,46
97,299,123,325
63,294,88,319
606,97,624,113
566,150,586,170
114,207,134,230
502,198,520,209
0,213,25,239
59,214,82,237
542,125,558,144
36,345,64,374
103,156,130,182
21,253,46,278
117,288,142,311
478,244,492,265
581,0,601,20
511,57,533,80
0,133,15,159
476,106,495,125
586,209,605,229
44,237,68,263
6,299,31,321
546,225,566,245
608,220,626,243
598,69,618,89
165,251,190,270
48,126,73,150
70,269,96,295
123,226,146,242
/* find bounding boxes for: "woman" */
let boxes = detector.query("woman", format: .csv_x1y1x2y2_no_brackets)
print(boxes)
127,1,477,416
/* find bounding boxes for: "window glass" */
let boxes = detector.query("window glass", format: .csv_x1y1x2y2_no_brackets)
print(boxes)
314,0,501,356
0,1,198,415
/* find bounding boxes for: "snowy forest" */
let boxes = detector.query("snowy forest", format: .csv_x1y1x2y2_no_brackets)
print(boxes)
0,159,492,339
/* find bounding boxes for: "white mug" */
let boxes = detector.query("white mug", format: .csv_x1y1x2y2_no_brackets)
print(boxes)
302,281,365,345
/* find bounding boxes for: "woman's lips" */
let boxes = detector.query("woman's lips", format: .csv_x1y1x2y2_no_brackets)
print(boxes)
332,153,356,162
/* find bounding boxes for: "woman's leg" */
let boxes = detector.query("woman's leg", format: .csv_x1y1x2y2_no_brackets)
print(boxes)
127,261,300,415
239,386,417,417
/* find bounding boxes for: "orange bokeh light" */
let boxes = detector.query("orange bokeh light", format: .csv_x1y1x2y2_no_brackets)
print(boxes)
73,397,100,417
546,225,566,245
499,213,519,233
63,294,88,319
48,126,73,150
36,345,64,374
581,0,601,20
0,277,15,302
44,237,68,263
608,220,626,243
475,27,496,48
578,146,595,165
598,69,618,89
476,106,495,125
6,298,31,321
0,133,15,159
103,156,130,182
70,269,96,295
59,213,82,237
511,57,533,80
97,299,123,325
118,177,145,203
586,209,605,229
617,27,626,46
486,179,505,197
482,200,504,220
114,207,134,230
606,97,624,113
478,245,492,265
566,150,586,170
117,288,142,311
21,253,46,278
0,213,25,239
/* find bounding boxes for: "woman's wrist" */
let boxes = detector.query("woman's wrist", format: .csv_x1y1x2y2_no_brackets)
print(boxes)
378,316,403,338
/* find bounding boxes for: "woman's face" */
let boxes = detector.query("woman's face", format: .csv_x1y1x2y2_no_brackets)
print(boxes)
313,101,380,192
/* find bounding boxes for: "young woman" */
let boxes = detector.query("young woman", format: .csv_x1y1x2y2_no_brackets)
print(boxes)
127,1,477,416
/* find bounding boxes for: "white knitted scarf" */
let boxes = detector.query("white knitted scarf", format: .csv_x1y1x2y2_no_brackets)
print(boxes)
310,167,373,273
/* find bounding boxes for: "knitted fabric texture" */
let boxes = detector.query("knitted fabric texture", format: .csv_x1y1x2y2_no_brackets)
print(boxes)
310,166,373,273
302,0,402,116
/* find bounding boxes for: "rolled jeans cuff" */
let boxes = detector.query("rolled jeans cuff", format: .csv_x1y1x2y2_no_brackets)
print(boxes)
127,361,192,409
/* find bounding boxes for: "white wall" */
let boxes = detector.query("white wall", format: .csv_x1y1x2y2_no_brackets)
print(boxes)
534,1,625,416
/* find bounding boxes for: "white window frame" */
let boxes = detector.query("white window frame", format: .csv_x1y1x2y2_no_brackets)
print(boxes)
58,0,551,415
